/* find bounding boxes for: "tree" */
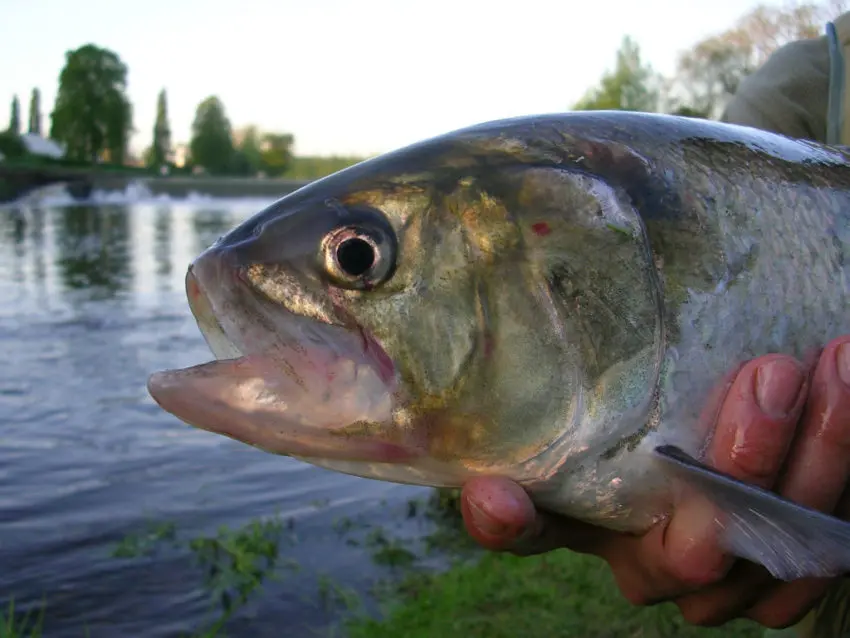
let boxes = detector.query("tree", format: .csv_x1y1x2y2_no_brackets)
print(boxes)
28,88,41,136
50,44,133,163
189,96,235,175
8,95,20,135
234,125,264,174
670,105,710,118
259,132,294,177
149,89,171,168
573,36,661,113
671,2,828,118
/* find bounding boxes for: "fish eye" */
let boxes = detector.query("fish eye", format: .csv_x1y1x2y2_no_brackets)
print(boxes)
336,236,375,277
320,211,397,290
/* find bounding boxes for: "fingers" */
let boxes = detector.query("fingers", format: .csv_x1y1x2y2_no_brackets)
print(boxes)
775,337,850,510
746,489,850,629
460,476,616,556
709,355,808,481
461,353,811,612
674,338,850,628
460,339,850,632
609,355,807,614
665,355,807,578
744,336,850,628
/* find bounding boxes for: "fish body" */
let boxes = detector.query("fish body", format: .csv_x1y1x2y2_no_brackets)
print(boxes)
148,111,850,580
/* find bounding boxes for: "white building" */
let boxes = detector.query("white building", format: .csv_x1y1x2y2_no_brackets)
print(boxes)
19,133,66,159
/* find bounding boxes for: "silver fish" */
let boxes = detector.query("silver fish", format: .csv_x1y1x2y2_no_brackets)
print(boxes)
148,111,850,582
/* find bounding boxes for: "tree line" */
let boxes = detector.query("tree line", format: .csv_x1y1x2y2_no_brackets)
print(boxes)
3,1,844,177
2,44,297,177
6,89,43,137
572,1,844,116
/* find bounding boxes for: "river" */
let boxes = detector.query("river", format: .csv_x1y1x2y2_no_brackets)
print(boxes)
0,185,436,638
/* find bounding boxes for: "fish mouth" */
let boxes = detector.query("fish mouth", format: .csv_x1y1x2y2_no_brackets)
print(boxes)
146,248,416,464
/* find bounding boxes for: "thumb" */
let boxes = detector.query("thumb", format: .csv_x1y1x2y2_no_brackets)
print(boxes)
461,476,537,550
461,476,614,557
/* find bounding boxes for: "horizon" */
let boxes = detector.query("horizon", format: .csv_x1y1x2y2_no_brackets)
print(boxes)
3,0,803,158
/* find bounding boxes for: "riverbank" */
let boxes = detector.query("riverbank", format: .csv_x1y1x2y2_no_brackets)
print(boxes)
1,153,366,203
346,547,763,638
0,164,310,202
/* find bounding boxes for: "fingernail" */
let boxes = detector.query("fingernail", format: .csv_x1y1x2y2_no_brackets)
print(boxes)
838,343,850,387
466,500,509,538
755,358,804,418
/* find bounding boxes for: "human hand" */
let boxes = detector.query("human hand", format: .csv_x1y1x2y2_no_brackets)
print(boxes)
460,335,850,629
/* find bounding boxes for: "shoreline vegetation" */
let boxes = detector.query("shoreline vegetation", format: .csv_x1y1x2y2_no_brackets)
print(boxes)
2,488,762,638
0,154,365,204
1,154,368,183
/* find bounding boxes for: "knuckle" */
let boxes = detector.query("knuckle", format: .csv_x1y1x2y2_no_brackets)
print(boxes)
729,443,784,482
712,356,803,484
676,601,728,627
670,563,726,590
664,541,733,590
612,571,655,607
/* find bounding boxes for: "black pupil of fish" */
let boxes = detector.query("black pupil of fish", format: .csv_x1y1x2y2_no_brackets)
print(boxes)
336,237,375,277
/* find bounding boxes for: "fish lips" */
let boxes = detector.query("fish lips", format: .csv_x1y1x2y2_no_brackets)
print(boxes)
147,249,407,463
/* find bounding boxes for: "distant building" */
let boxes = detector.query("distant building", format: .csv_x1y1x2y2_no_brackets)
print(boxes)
19,133,65,159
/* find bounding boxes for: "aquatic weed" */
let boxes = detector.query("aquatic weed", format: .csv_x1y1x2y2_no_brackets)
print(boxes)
111,521,178,558
0,599,44,638
113,515,299,638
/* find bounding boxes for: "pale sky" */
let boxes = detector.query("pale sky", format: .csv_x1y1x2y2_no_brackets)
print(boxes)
1,0,800,157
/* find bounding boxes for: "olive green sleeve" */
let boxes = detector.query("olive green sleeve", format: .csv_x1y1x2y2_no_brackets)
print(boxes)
720,36,831,143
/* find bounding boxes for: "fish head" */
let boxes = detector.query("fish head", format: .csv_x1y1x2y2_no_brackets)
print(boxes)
148,114,665,490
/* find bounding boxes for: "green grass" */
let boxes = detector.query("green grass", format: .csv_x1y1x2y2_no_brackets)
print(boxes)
0,599,44,638
346,549,764,638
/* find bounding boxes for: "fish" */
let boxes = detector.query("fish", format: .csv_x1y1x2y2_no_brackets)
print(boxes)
147,110,850,582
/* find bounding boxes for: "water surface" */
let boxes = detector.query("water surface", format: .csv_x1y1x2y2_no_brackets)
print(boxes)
0,188,431,637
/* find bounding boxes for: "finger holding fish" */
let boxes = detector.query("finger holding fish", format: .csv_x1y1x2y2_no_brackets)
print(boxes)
725,336,850,629
461,343,850,631
461,353,813,606
662,355,807,586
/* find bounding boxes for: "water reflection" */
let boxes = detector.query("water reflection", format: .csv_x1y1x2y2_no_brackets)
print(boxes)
154,208,171,279
0,201,259,311
54,206,132,294
191,208,233,256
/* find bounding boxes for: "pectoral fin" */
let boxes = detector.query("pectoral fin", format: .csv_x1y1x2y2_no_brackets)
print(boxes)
654,445,850,581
